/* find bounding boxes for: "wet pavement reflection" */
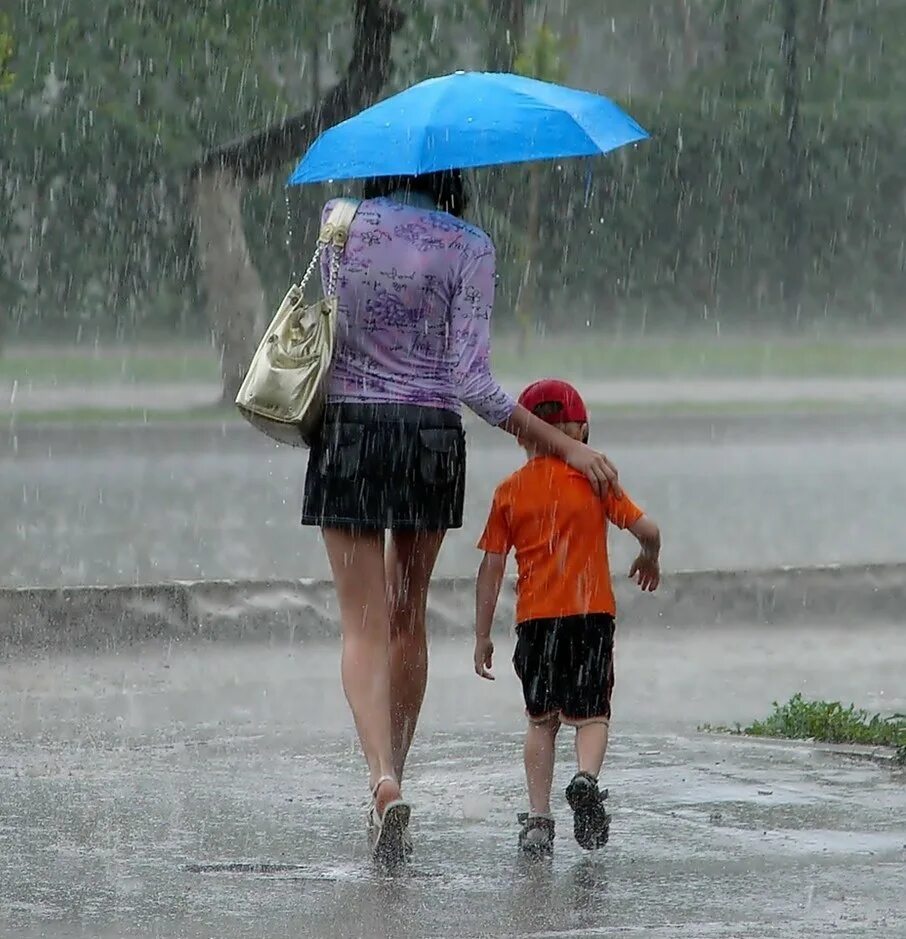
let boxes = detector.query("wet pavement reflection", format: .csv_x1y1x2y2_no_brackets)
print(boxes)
2,627,904,937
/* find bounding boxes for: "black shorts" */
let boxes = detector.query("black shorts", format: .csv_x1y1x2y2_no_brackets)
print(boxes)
301,402,465,531
513,613,616,723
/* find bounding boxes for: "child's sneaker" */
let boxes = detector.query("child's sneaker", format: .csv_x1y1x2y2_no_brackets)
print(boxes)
565,772,610,850
517,812,555,856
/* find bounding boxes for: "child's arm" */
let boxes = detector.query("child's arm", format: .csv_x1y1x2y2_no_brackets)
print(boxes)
628,515,661,592
474,551,507,680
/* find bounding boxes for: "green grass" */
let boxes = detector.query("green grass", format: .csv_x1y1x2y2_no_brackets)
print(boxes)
4,334,906,427
697,722,744,735
0,347,222,386
491,335,906,379
4,334,906,387
703,694,906,755
745,694,906,748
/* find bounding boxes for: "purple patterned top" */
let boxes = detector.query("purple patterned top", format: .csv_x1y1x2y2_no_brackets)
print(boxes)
319,196,516,426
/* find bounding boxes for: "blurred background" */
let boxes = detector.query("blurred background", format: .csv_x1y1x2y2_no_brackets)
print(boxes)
2,0,905,587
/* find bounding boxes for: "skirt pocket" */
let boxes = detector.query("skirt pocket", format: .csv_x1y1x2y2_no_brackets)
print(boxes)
318,422,365,479
418,427,463,485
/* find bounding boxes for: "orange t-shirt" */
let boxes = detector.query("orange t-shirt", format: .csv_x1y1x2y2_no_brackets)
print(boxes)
478,456,644,624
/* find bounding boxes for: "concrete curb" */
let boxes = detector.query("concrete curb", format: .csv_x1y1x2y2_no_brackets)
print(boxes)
2,563,904,652
5,408,906,458
699,731,905,769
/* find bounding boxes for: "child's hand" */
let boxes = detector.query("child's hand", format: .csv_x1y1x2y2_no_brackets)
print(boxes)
474,637,495,680
629,554,660,592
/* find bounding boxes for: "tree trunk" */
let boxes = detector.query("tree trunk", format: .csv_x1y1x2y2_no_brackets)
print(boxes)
487,0,525,72
781,0,804,317
675,0,699,70
192,0,405,400
310,33,321,103
723,0,741,66
195,0,405,180
814,0,831,64
192,169,268,404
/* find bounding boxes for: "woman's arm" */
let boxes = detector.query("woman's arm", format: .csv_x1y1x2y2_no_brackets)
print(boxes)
450,241,517,426
451,233,620,496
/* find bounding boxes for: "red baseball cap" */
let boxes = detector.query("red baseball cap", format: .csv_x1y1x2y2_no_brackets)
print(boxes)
518,379,589,424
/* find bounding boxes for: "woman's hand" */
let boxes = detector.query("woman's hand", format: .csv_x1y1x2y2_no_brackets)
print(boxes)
562,438,621,498
501,404,621,498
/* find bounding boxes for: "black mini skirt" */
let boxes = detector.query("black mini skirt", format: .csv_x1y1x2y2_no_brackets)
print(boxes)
301,402,466,532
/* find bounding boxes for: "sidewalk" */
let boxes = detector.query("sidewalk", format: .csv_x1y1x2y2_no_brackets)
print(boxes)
3,381,221,413
572,376,906,406
2,629,904,938
6,377,906,415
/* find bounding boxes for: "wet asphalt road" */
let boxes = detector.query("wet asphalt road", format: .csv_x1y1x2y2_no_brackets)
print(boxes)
2,623,904,938
5,412,906,588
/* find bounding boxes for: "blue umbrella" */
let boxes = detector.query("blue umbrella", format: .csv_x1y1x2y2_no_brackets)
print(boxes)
288,70,648,185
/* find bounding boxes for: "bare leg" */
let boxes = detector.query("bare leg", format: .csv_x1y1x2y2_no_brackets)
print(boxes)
385,529,445,782
567,719,612,850
574,720,610,779
322,528,401,813
524,716,561,815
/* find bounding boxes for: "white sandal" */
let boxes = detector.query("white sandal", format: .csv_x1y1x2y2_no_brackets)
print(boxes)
367,775,411,865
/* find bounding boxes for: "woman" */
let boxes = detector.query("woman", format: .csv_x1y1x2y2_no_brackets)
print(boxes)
301,170,619,864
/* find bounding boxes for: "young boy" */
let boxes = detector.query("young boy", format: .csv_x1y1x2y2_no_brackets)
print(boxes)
473,379,661,856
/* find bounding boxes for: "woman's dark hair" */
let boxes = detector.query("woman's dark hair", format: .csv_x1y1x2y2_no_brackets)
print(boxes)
362,169,470,218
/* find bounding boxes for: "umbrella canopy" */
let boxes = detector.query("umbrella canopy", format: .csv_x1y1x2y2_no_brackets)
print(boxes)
288,70,649,185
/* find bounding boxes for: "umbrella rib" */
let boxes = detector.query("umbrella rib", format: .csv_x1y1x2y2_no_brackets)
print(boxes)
415,80,566,174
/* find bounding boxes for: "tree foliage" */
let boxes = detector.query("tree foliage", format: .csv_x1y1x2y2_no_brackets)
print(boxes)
3,0,906,338
0,0,483,334
494,0,906,330
0,13,13,92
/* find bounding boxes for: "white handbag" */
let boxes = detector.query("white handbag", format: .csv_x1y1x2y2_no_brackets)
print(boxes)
235,198,360,447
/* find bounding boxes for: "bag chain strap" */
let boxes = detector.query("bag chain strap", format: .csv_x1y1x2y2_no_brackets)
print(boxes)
295,240,341,299
326,241,342,297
